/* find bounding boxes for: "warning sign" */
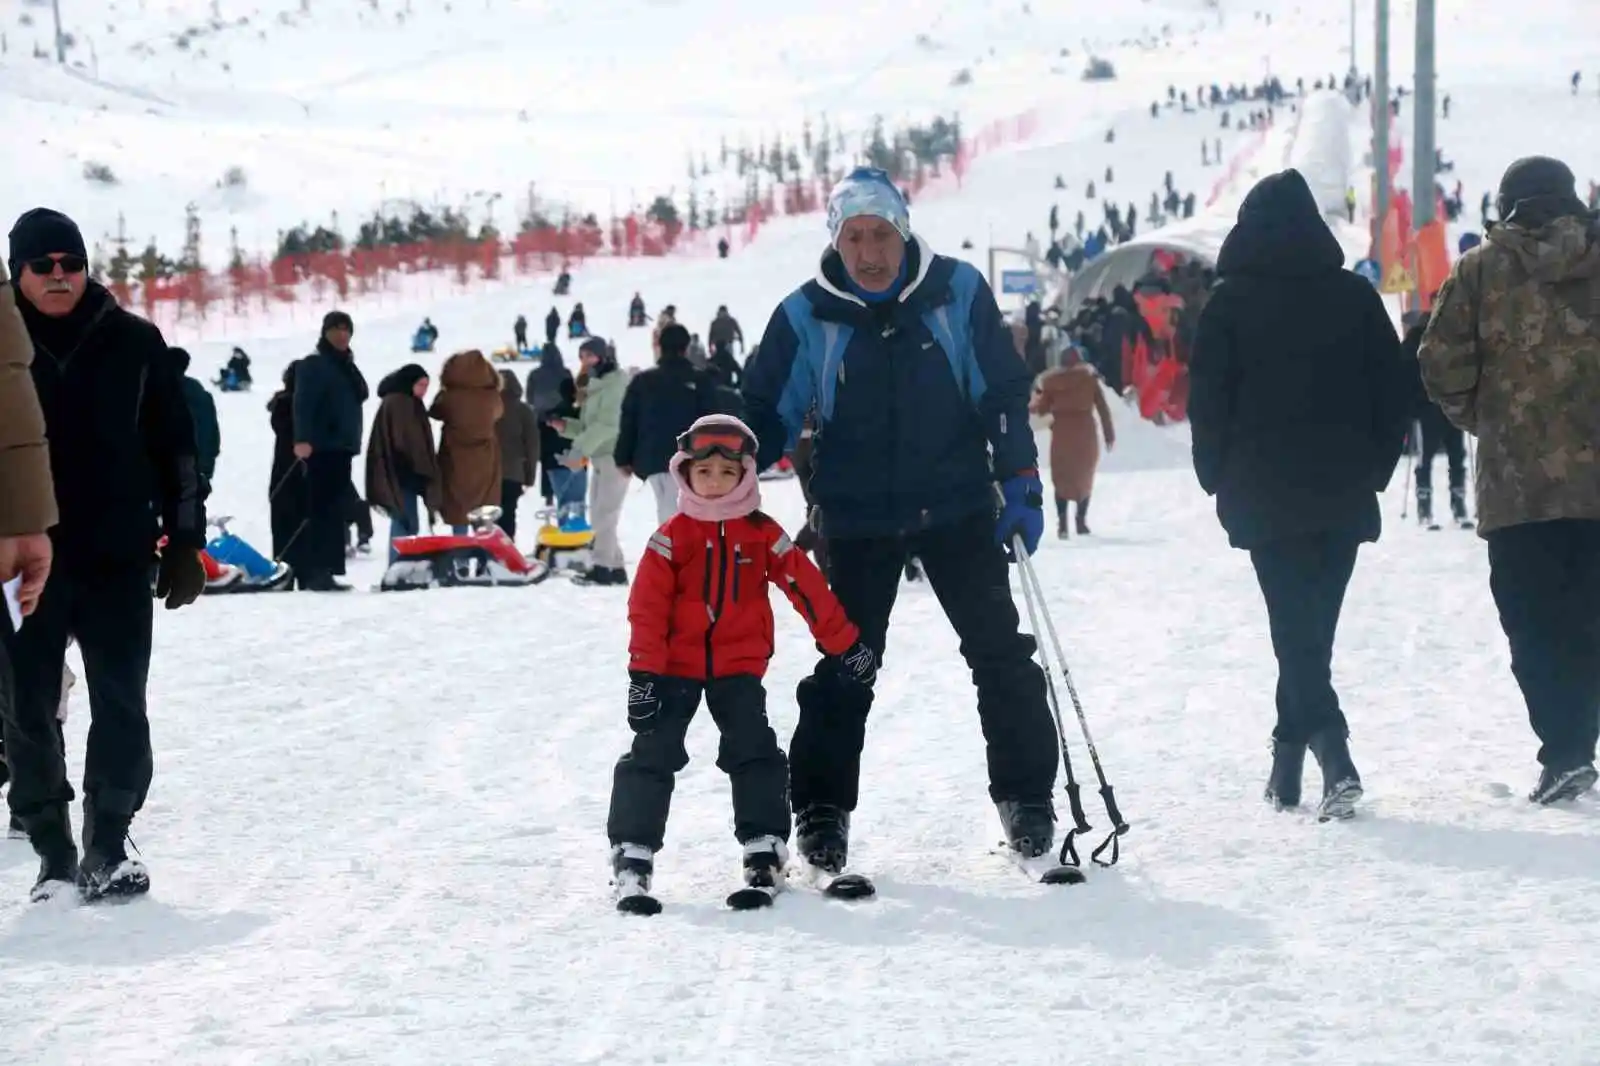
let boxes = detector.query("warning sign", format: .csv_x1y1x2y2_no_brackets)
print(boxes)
1380,264,1415,294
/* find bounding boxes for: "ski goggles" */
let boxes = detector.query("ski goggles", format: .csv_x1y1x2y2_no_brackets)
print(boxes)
677,424,756,462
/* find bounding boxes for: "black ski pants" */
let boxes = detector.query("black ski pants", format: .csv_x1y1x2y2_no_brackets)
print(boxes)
304,451,354,579
1487,519,1600,771
1416,416,1467,518
607,674,788,851
791,511,1058,813
1,565,154,827
1249,533,1361,746
498,480,523,540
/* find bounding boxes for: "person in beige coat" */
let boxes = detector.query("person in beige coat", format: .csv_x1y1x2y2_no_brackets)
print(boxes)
429,350,504,531
1029,349,1115,538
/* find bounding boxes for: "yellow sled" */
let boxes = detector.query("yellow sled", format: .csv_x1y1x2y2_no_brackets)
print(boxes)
533,508,595,573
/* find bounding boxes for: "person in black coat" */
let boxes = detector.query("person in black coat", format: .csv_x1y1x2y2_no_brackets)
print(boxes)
544,306,561,345
1398,311,1470,529
1188,168,1407,821
3,207,206,902
614,323,724,523
291,310,369,591
268,361,307,565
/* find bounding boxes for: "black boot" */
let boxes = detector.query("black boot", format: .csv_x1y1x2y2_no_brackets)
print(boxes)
1416,484,1438,530
1529,763,1598,805
1264,739,1306,810
996,799,1056,858
1450,486,1474,529
795,804,849,874
1307,728,1363,820
1075,496,1091,536
1055,498,1069,540
24,804,79,903
78,803,150,903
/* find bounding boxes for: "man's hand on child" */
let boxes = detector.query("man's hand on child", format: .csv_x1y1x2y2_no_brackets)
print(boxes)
627,671,664,733
837,641,877,688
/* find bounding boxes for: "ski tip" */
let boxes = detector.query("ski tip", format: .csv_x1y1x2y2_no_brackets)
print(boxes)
726,887,776,911
616,894,663,916
1039,865,1088,886
822,873,877,900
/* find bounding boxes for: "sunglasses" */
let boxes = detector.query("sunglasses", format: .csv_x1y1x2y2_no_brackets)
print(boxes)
677,427,755,462
24,255,88,276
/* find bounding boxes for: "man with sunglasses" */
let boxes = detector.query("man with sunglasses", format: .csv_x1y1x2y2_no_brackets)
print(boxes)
742,167,1059,875
3,207,206,903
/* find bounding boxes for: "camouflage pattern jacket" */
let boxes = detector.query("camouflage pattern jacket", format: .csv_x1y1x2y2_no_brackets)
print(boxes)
1417,214,1600,535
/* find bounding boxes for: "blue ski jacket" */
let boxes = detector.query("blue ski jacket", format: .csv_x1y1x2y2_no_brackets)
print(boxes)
741,237,1037,538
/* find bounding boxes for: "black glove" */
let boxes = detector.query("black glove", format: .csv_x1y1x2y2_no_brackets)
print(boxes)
155,547,207,610
836,641,877,687
627,671,665,734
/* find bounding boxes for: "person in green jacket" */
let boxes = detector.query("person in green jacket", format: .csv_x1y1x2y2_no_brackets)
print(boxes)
549,336,629,586
169,348,219,495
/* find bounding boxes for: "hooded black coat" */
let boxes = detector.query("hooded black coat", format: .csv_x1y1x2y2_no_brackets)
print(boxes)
1188,169,1408,550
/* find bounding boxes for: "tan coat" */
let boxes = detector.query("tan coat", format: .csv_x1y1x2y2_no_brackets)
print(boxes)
0,267,57,535
1030,363,1115,501
429,351,504,526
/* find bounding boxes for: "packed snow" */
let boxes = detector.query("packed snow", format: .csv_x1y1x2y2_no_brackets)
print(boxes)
3,0,1600,1063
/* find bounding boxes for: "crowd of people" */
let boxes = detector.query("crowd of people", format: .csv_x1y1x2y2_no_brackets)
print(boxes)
0,133,1597,911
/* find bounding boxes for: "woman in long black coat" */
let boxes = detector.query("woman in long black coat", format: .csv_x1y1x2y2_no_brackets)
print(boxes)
268,361,309,567
1188,168,1407,821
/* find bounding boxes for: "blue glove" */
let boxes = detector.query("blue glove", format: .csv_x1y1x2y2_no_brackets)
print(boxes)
994,472,1044,561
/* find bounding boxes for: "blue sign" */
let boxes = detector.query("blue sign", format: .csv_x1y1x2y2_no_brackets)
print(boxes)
1352,257,1381,288
1000,269,1041,295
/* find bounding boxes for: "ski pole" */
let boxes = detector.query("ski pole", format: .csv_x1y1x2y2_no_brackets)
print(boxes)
1014,535,1130,866
1014,537,1095,866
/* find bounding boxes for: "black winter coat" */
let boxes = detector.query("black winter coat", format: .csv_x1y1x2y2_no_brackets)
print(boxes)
614,352,722,478
293,340,369,454
17,281,204,567
1189,168,1407,550
1397,315,1453,441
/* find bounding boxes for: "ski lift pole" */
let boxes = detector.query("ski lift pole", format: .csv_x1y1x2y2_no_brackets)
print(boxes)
1014,535,1129,866
1011,534,1126,857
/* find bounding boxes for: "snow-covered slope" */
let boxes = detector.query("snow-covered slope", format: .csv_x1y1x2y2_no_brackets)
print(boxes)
5,2,1600,1064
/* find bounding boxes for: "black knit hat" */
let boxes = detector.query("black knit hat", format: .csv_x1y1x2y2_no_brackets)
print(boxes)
168,347,192,373
321,309,354,334
8,207,86,276
1496,156,1585,222
658,323,690,356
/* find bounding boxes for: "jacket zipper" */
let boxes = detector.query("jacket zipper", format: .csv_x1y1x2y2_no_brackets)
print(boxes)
731,545,742,602
704,524,727,679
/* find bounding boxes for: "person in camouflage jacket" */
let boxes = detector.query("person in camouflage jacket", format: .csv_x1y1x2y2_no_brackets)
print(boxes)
1418,155,1600,805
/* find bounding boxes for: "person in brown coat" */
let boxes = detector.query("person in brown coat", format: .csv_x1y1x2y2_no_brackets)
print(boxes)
1029,349,1115,538
429,350,504,531
495,369,541,541
365,363,439,561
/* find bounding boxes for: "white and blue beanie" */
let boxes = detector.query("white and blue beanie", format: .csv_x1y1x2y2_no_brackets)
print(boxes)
826,167,911,247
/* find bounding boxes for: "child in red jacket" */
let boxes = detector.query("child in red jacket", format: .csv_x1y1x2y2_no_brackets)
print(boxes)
607,415,875,908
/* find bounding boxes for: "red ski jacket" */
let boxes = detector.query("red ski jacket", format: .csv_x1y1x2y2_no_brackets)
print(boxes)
628,510,859,680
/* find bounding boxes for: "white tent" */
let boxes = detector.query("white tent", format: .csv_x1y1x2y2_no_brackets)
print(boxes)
1053,90,1359,317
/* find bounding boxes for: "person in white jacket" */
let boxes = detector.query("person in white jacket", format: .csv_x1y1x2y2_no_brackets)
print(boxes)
549,337,631,587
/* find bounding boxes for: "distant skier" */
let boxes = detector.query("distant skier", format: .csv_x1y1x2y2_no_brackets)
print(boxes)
216,346,252,391
411,317,438,353
628,292,647,328
568,302,588,338
707,305,744,363
513,314,528,351
605,415,874,910
1398,311,1470,530
545,306,560,345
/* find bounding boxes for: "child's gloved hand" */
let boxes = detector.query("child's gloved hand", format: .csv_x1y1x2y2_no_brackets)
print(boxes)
626,671,665,734
836,641,877,688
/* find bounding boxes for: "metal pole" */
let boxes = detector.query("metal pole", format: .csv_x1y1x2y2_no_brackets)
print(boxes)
1412,0,1436,305
1349,0,1358,79
51,0,64,63
1372,0,1390,260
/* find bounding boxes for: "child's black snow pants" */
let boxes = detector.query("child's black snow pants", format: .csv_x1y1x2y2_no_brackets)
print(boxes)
606,674,789,851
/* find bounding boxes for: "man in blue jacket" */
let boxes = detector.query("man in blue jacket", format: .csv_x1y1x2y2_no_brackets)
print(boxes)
742,167,1059,874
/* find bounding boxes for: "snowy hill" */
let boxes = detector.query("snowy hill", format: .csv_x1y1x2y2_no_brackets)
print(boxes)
5,1,1600,1064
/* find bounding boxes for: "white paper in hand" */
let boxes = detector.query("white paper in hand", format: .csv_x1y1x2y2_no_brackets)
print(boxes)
3,576,20,632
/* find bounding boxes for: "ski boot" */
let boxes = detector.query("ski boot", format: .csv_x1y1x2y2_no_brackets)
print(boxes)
795,804,849,874
610,843,660,914
1529,763,1598,805
741,835,789,890
1264,738,1306,810
1307,728,1363,821
1416,484,1440,531
996,799,1056,858
1450,486,1474,530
